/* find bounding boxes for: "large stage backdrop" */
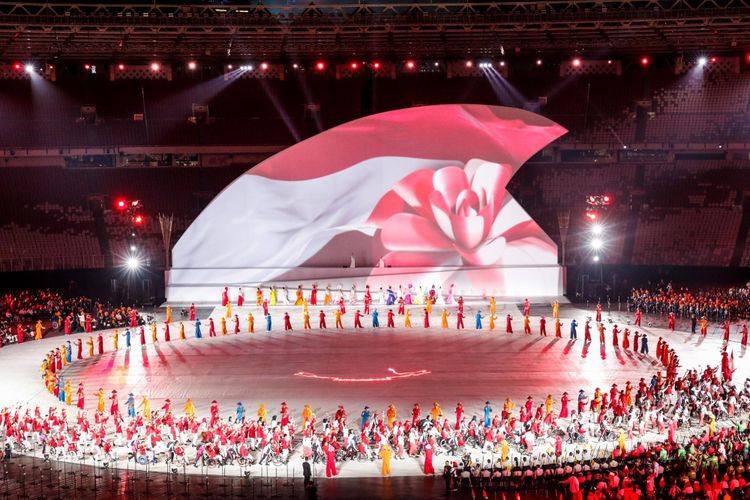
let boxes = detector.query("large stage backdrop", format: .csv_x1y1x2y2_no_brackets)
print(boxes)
166,104,567,302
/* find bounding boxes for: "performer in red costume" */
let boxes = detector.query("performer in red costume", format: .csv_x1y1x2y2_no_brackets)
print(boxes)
457,296,464,315
539,316,546,336
16,324,24,344
411,403,420,426
423,309,430,328
584,320,591,343
505,314,513,333
189,303,196,321
634,308,641,327
723,321,730,342
338,297,346,315
76,338,83,359
97,333,104,354
232,316,239,335
64,316,71,335
140,326,146,345
319,310,327,329
208,318,216,337
667,312,675,331
354,310,363,328
310,284,318,306
456,312,464,330
364,289,372,315
221,287,229,307
284,312,293,331
595,302,602,323
523,298,530,317
742,324,748,347
387,310,395,328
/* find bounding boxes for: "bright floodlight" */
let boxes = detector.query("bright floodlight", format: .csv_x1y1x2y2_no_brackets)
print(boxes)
591,223,603,235
24,64,34,73
591,238,603,250
698,57,707,66
126,256,141,270
593,255,600,262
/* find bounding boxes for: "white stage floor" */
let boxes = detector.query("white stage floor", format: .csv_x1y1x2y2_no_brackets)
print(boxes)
2,302,746,478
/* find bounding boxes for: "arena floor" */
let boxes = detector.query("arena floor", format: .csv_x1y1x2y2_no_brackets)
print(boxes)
2,301,747,479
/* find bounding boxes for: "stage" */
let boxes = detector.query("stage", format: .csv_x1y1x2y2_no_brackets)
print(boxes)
1,301,745,478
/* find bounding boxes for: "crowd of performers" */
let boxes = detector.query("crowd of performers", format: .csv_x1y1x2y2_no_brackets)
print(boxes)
629,282,750,321
8,341,750,499
0,282,747,498
1,289,145,346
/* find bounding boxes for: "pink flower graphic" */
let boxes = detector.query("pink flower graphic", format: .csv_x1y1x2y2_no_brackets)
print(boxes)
367,159,549,267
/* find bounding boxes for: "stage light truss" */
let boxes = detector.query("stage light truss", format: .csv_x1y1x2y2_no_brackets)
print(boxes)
0,1,750,59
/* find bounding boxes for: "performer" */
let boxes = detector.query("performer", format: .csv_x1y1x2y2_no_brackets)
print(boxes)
284,312,293,331
86,336,94,357
506,314,513,333
295,286,304,306
539,316,547,336
742,324,748,347
667,312,675,331
237,288,244,307
598,323,606,344
612,324,619,346
194,319,202,338
319,310,327,329
303,310,311,329
179,321,185,340
380,444,392,477
523,315,531,335
723,320,730,342
184,398,195,418
569,319,578,340
35,320,43,340
700,317,708,336
247,312,255,333
595,302,602,323
552,300,559,320
456,311,464,330
97,333,104,354
225,301,232,319
334,309,343,329
423,441,435,475
423,309,429,328
139,325,146,345
221,287,229,307
310,284,318,306
373,309,380,328
445,284,454,305
76,383,85,410
404,309,412,328
151,322,158,342
489,314,496,331
139,396,151,420
584,320,592,342
233,315,240,334
354,310,363,329
441,309,449,329
208,317,216,337
386,309,395,328
622,328,630,349
262,298,269,317
189,303,195,321
76,337,83,359
475,311,484,330
554,318,562,338
338,297,346,315
256,287,263,306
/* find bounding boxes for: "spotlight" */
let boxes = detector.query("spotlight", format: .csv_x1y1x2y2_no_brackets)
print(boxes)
84,64,91,71
433,61,439,67
465,60,473,68
602,194,612,204
260,62,268,70
572,58,581,67
130,245,137,252
536,59,543,66
188,61,197,70
125,256,141,271
607,60,612,65
499,61,505,67
710,56,717,63
592,255,600,262
114,198,128,211
315,61,326,71
227,64,233,70
24,64,34,73
248,65,254,71
12,62,22,71
350,62,359,70
406,60,416,70
591,238,603,250
698,57,707,66
591,224,603,236
292,63,299,69
118,63,125,70
372,62,380,69
150,62,160,71
640,56,650,66
133,214,144,226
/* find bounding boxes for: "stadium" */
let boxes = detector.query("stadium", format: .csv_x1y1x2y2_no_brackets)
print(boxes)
1,0,750,498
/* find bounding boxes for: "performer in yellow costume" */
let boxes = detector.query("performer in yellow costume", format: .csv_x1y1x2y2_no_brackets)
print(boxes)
441,309,449,329
139,396,151,420
404,309,412,328
165,305,172,323
269,286,277,306
294,286,304,306
184,398,196,418
247,313,254,333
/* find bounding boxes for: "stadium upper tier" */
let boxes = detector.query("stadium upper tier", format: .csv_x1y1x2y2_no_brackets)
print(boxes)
0,68,749,149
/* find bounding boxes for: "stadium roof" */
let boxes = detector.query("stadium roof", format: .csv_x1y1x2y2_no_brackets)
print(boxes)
0,1,749,60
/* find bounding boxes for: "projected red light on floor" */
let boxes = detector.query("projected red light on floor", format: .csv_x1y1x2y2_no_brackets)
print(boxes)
294,367,430,382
